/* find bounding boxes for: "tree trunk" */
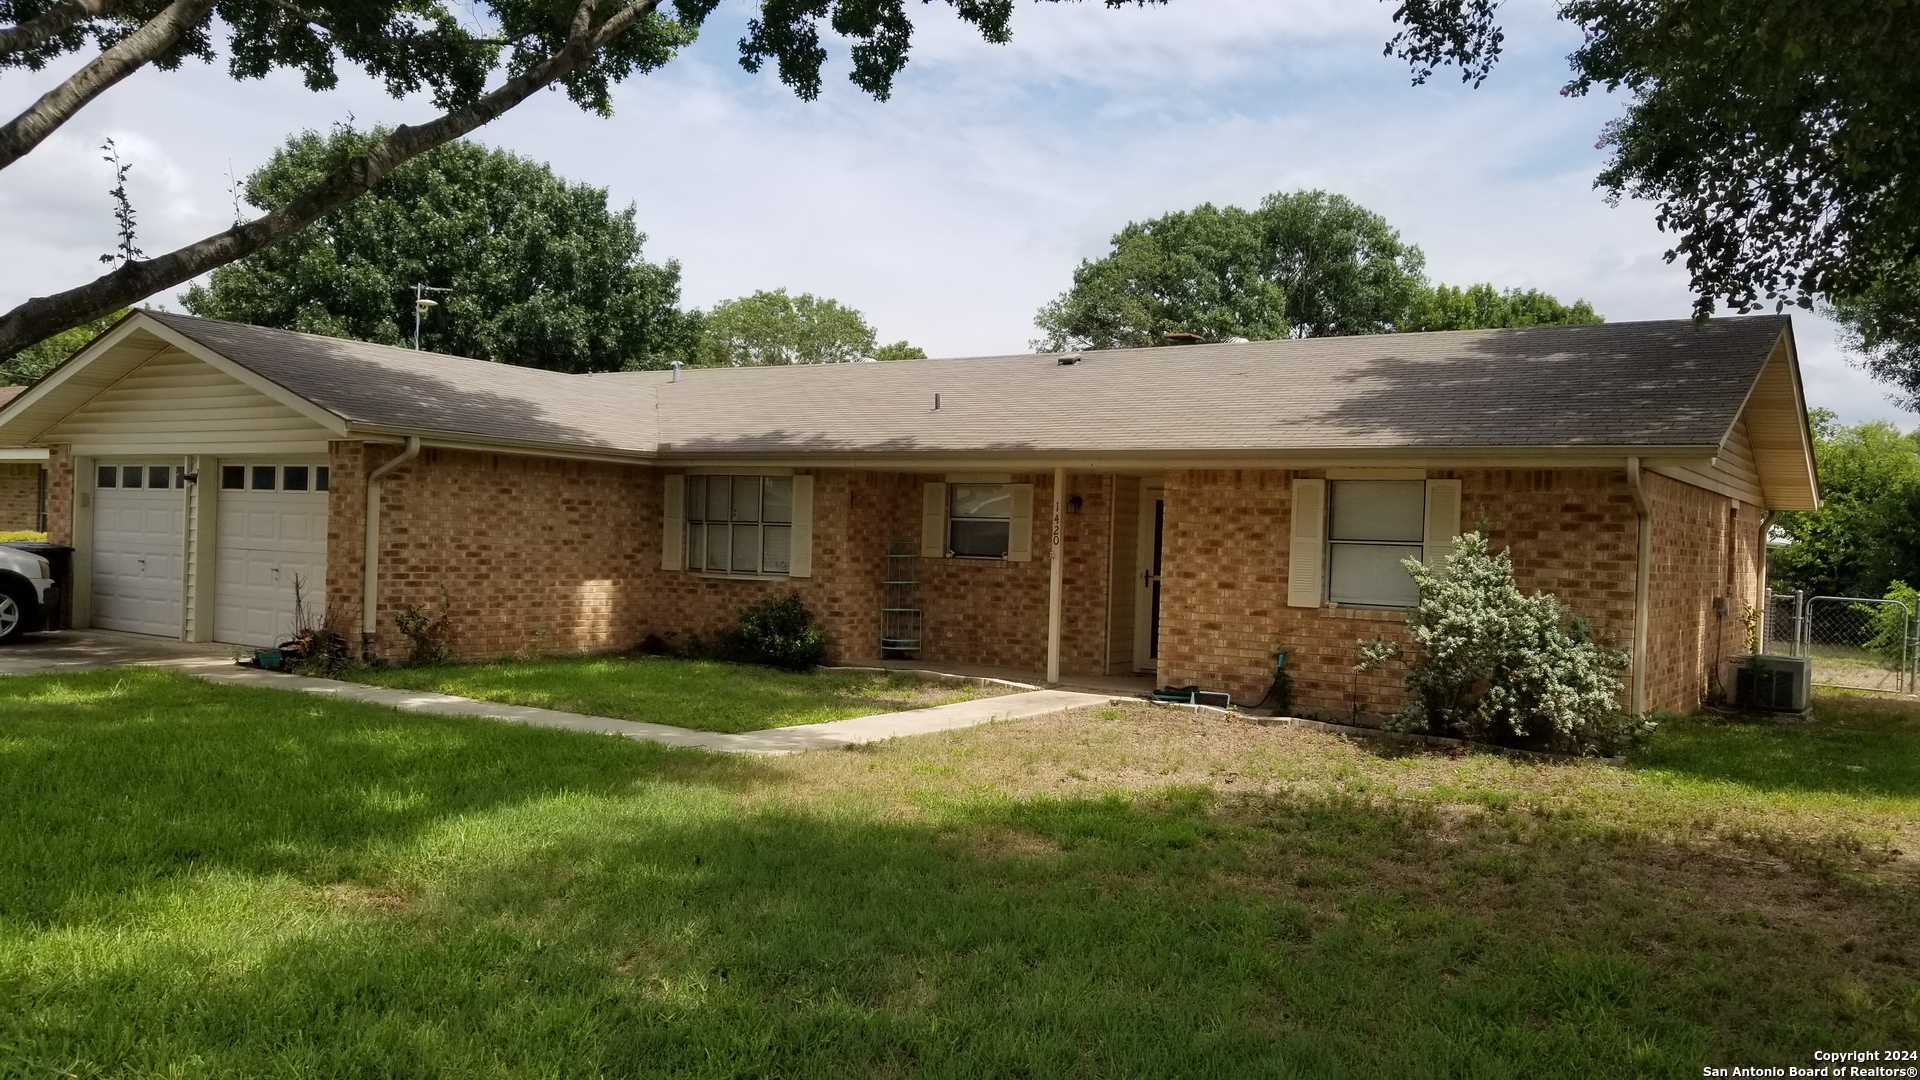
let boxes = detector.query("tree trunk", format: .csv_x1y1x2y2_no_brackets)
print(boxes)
0,0,218,171
0,0,662,359
0,0,134,59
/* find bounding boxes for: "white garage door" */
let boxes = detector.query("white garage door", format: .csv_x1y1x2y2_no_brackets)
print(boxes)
92,463,185,637
214,462,329,648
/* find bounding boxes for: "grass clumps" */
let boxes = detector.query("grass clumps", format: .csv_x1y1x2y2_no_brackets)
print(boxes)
0,670,1914,1076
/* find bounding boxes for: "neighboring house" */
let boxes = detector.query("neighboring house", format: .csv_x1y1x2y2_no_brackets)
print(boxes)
0,385,49,533
0,311,1818,717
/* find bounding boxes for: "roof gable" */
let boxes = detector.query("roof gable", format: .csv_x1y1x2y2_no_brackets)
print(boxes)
38,345,337,457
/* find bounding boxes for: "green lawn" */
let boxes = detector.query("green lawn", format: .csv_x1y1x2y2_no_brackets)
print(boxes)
344,654,1009,733
0,669,1915,1077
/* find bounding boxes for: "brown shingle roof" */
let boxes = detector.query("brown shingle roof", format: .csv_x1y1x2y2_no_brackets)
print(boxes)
143,311,1790,458
146,313,661,452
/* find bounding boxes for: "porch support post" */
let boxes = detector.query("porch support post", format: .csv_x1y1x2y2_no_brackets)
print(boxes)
1626,457,1652,715
1047,465,1065,686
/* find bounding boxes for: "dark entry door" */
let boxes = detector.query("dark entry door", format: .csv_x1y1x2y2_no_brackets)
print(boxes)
1135,493,1164,670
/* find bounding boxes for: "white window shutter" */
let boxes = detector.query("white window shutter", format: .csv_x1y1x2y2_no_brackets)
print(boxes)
1287,478,1326,608
1006,483,1035,562
1423,479,1462,566
661,473,686,571
788,475,814,578
921,482,948,558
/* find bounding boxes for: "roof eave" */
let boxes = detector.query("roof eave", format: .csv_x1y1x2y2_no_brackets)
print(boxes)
650,444,1723,472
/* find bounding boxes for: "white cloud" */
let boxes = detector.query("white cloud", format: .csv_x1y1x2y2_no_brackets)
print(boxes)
0,0,1909,428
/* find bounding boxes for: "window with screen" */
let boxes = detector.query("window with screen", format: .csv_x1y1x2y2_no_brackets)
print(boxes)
1326,480,1425,608
948,483,1012,558
685,475,794,576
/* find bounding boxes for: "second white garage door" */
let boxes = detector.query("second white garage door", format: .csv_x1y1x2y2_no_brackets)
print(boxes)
214,462,329,648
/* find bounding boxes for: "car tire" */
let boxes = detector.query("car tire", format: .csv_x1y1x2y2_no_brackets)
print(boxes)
0,579,34,645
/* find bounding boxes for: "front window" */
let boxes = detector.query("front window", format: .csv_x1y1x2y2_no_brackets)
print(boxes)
949,483,1011,558
687,475,793,575
1327,480,1425,607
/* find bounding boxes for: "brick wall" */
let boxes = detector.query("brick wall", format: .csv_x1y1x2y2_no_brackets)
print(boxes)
0,463,41,532
1642,471,1764,713
338,444,656,660
325,449,1761,712
646,469,1114,675
44,446,71,545
324,441,369,636
645,469,887,663
1157,468,1646,719
890,472,1111,675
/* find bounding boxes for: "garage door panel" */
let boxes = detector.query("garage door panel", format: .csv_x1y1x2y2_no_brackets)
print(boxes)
214,462,329,648
92,477,183,638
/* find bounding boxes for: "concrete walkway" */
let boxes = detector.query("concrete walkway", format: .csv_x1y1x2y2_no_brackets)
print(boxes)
152,654,1115,755
0,628,232,675
0,631,1118,755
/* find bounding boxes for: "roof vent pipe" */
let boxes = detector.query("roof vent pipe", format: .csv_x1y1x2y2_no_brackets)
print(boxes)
933,393,940,411
669,361,682,383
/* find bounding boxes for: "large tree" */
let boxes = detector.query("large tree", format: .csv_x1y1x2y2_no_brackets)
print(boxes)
0,0,1162,360
695,288,918,366
1386,0,1920,397
1769,410,1920,600
1034,190,1599,350
183,127,698,372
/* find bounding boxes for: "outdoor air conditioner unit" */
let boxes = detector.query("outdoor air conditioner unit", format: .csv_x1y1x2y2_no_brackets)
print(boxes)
1732,653,1811,713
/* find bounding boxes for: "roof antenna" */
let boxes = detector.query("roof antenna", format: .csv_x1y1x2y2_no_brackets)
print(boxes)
411,283,451,349
670,361,683,383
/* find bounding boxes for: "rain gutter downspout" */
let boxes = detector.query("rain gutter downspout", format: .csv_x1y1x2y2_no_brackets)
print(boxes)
1626,457,1652,715
1047,466,1065,686
362,436,422,658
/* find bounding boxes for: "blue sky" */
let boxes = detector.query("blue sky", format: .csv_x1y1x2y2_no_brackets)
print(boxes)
0,0,1908,424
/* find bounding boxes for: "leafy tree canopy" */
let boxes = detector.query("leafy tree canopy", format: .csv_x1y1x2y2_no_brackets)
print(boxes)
696,288,916,366
872,341,926,361
1385,0,1920,401
183,127,699,373
1403,283,1602,332
1035,190,1600,350
1769,409,1920,600
0,0,1161,359
0,308,124,385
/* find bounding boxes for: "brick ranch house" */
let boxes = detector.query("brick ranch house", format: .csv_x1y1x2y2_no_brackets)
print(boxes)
0,311,1819,717
0,386,49,533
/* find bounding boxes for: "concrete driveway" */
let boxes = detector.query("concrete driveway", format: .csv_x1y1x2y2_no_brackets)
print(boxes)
0,629,233,676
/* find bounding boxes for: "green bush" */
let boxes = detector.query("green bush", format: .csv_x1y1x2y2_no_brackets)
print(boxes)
722,593,827,671
0,531,47,543
394,603,454,667
1861,580,1918,666
1355,532,1647,756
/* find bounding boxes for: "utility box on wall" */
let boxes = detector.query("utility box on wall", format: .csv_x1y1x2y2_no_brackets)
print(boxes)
1731,653,1811,713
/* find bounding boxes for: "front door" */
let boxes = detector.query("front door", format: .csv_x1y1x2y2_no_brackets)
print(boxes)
1133,485,1164,672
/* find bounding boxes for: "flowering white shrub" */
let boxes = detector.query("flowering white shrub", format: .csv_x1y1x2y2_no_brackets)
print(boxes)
1354,532,1649,756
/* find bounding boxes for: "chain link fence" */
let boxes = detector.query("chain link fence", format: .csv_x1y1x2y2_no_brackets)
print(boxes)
1763,591,1915,694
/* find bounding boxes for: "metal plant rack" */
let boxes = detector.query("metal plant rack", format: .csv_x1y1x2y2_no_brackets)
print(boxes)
881,541,922,657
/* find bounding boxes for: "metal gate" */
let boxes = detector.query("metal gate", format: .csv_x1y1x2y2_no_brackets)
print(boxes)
1764,591,1915,694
